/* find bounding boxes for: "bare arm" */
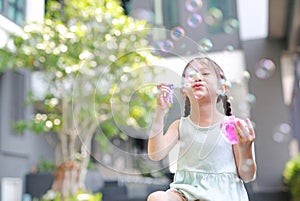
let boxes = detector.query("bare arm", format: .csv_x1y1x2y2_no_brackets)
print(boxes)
148,84,180,161
233,118,257,183
233,142,256,183
148,111,179,161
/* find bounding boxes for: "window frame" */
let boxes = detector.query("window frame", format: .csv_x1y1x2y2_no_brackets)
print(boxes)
0,0,26,25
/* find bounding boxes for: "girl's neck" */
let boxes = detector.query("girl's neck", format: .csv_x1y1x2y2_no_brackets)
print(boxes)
189,101,224,127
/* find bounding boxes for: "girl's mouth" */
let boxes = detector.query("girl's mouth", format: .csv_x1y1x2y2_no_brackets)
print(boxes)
192,83,204,89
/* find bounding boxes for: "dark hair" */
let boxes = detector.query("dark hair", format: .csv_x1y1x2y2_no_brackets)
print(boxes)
182,57,232,117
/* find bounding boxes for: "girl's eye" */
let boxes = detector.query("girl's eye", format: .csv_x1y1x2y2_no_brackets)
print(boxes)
202,72,210,76
186,70,200,81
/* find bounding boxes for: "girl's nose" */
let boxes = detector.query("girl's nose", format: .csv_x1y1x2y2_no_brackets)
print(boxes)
194,73,203,82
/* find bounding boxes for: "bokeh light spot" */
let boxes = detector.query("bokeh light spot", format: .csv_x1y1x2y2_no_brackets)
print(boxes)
185,0,203,12
187,13,203,28
272,123,291,143
158,40,174,53
170,26,186,40
255,58,276,79
205,7,223,26
198,38,213,52
223,18,239,34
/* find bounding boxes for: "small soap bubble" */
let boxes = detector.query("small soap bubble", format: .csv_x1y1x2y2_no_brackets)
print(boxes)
180,43,187,49
246,93,256,106
158,39,174,53
205,7,223,26
279,123,291,134
152,86,158,94
223,18,239,34
194,91,202,99
131,8,154,23
273,132,286,143
224,45,235,52
255,58,276,79
216,89,225,96
187,13,203,28
183,82,192,88
216,79,226,96
238,102,250,112
186,68,200,82
235,177,241,183
185,0,203,12
242,164,250,172
243,71,251,80
198,38,213,52
246,159,254,166
170,26,185,40
272,123,291,143
103,154,112,164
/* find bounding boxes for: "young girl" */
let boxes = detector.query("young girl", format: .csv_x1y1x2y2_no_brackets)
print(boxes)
147,57,256,201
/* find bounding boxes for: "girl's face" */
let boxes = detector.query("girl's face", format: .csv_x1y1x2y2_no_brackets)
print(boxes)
183,59,221,100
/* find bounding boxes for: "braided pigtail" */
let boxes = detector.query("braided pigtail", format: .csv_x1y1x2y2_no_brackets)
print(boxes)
184,97,191,117
219,95,232,116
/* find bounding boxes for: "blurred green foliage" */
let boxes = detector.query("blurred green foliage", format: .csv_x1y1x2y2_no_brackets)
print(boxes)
0,0,159,197
0,0,158,147
283,153,300,200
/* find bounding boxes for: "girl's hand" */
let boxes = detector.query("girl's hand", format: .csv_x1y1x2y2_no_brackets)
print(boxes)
156,84,172,112
234,118,255,149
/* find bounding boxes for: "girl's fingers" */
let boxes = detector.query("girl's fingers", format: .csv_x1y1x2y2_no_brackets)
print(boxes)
235,120,255,142
156,84,173,108
234,121,246,139
157,84,171,93
245,118,255,138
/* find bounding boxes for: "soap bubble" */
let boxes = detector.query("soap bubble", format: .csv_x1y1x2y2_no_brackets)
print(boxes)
238,102,250,114
223,18,239,34
198,38,213,52
158,39,174,52
272,123,291,143
255,58,276,79
216,79,232,96
185,68,200,82
170,26,185,40
243,71,251,80
279,123,292,134
185,0,203,12
205,7,223,26
224,45,235,52
246,93,256,106
194,91,203,99
187,13,203,28
130,8,154,23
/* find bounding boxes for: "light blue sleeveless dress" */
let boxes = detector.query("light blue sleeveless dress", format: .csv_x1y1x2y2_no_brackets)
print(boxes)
169,116,249,201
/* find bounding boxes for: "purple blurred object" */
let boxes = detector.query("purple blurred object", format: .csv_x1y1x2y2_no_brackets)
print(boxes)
168,84,174,103
220,116,238,144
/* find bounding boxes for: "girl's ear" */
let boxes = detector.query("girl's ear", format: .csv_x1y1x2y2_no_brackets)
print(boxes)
217,79,231,95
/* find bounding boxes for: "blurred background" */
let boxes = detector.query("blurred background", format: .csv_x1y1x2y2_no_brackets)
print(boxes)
0,0,299,201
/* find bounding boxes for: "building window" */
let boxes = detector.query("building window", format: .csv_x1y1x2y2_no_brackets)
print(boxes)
162,0,179,29
0,0,26,25
121,0,131,15
207,0,237,34
153,0,179,29
11,71,25,123
0,0,3,12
